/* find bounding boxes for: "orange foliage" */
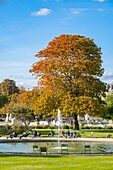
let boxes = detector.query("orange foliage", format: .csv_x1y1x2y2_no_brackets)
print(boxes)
30,34,106,117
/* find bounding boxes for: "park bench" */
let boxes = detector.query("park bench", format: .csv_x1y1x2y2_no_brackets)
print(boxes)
40,147,48,154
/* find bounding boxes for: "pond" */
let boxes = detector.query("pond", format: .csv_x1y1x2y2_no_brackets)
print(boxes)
0,141,113,154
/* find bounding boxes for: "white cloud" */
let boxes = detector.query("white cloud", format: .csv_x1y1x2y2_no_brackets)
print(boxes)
70,8,105,14
103,72,113,77
17,79,37,90
31,8,52,16
94,0,106,2
97,8,105,12
0,61,30,68
70,8,88,14
101,72,113,83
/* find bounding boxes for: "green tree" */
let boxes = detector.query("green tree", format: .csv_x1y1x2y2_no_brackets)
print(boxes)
0,79,20,114
0,95,8,108
30,34,106,129
12,106,35,126
0,79,19,98
103,93,113,120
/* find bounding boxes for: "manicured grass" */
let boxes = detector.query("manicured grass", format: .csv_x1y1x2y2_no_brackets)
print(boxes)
32,128,113,138
0,155,113,170
2,128,113,138
79,131,113,138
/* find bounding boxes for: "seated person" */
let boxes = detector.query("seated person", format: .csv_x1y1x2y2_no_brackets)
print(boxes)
60,130,65,137
32,131,41,138
48,130,54,137
32,130,37,138
37,132,41,137
10,131,18,139
20,131,30,139
66,130,70,138
72,131,76,138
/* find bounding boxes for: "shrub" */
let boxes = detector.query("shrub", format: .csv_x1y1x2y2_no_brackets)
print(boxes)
48,125,55,129
12,125,29,134
0,125,8,135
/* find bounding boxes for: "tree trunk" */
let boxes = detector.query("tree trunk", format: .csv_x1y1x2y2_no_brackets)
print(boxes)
73,113,79,130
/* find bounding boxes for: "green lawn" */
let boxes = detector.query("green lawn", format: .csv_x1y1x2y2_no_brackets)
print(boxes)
30,128,113,138
0,155,113,170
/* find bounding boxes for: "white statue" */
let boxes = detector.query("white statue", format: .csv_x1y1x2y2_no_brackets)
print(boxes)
5,113,9,122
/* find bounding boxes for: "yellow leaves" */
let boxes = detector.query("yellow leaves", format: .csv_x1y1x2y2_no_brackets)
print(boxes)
60,93,102,117
28,89,61,117
29,34,106,118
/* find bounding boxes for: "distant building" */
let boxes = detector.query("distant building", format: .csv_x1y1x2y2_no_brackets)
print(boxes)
106,83,113,93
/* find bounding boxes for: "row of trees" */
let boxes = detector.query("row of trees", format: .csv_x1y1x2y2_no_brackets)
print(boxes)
0,78,113,127
0,34,113,129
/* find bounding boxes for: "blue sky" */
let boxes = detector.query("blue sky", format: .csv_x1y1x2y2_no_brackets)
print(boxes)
0,0,113,89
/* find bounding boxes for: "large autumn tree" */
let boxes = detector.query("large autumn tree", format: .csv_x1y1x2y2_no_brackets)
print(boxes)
30,34,106,129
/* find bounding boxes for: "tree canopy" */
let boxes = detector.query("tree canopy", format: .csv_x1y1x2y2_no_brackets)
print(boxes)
30,34,105,89
0,79,20,112
12,106,35,126
0,79,19,97
30,34,106,129
30,35,106,102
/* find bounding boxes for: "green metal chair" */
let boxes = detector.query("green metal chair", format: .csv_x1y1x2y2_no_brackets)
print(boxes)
40,147,48,154
61,144,68,153
33,145,39,153
84,145,91,154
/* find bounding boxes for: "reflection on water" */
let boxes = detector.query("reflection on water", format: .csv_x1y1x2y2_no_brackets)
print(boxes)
0,141,113,153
